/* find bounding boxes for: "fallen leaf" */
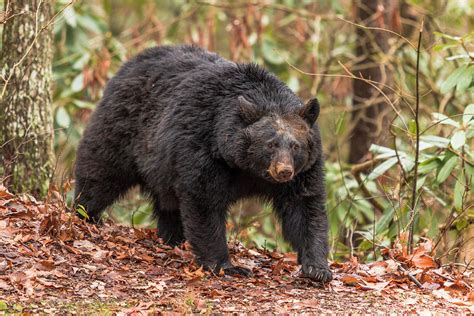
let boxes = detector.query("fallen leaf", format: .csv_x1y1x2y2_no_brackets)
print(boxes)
0,186,14,199
412,254,437,269
92,250,109,262
359,280,391,291
368,264,386,276
340,275,360,286
0,279,11,290
467,291,474,302
422,282,441,291
36,259,55,271
183,266,205,279
73,239,97,250
36,278,63,288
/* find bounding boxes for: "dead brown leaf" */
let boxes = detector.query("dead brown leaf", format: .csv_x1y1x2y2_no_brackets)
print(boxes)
340,274,360,286
412,254,437,269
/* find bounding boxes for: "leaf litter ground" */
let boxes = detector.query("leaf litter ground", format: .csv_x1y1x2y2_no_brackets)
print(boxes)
0,186,472,314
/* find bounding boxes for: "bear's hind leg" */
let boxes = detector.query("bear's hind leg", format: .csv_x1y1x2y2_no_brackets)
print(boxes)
157,210,185,247
153,197,185,247
179,195,252,277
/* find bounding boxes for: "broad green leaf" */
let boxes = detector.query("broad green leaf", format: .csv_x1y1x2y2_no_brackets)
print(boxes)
456,218,469,231
400,155,415,173
418,157,440,174
418,141,434,151
416,176,427,191
446,54,472,61
76,205,89,220
335,112,345,135
287,75,299,92
437,156,458,183
461,31,474,40
456,65,473,92
466,163,474,194
374,152,398,159
76,14,105,34
432,43,459,52
463,104,474,124
71,73,84,92
368,157,398,180
358,201,375,221
408,119,417,135
451,130,466,149
0,301,7,311
375,207,395,235
369,144,394,154
55,107,70,128
434,32,461,41
432,113,460,128
454,177,465,211
419,135,450,148
72,53,90,70
466,128,474,139
63,6,77,27
440,64,468,94
467,148,474,160
73,99,95,109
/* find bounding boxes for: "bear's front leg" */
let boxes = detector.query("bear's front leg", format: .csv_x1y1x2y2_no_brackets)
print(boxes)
275,195,332,283
179,195,252,277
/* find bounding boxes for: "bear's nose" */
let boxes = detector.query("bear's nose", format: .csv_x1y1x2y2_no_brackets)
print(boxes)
275,163,294,182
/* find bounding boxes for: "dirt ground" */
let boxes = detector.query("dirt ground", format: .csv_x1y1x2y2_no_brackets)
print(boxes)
0,187,472,314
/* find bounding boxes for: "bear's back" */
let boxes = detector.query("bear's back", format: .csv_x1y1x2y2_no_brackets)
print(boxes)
115,45,229,82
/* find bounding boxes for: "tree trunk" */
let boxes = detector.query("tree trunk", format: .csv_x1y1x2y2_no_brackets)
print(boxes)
0,0,54,197
348,0,397,163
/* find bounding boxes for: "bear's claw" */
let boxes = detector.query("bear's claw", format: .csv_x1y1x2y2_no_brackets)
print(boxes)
222,265,253,277
302,264,332,283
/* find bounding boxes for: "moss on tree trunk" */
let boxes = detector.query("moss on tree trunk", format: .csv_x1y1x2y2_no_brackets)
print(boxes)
0,0,54,197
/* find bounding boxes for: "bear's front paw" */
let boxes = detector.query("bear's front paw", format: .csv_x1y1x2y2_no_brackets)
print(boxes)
302,264,332,283
222,265,253,277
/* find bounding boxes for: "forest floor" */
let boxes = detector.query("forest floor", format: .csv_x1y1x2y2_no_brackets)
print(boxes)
0,186,472,315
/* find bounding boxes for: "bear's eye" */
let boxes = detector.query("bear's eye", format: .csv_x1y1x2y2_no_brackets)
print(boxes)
292,143,300,151
267,141,277,149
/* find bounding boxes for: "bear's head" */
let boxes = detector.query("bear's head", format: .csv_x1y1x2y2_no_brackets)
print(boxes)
235,96,321,183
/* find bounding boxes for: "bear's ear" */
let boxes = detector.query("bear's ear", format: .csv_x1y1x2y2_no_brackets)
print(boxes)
238,96,260,123
299,98,320,126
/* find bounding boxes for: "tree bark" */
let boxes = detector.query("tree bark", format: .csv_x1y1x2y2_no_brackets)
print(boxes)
348,0,397,163
0,0,54,197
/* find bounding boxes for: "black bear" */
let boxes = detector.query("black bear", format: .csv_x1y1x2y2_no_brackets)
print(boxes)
74,45,332,282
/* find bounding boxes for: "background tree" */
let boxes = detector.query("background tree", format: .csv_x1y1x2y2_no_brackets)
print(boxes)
0,0,55,197
0,0,53,195
348,0,398,163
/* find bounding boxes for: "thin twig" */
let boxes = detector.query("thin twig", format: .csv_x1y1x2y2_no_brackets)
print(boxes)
335,16,416,49
398,265,423,288
408,19,424,255
433,270,472,290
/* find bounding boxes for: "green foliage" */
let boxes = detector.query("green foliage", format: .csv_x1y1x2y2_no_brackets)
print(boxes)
75,204,89,220
346,87,474,260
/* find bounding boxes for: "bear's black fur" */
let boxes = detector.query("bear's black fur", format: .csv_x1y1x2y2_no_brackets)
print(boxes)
74,45,332,282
